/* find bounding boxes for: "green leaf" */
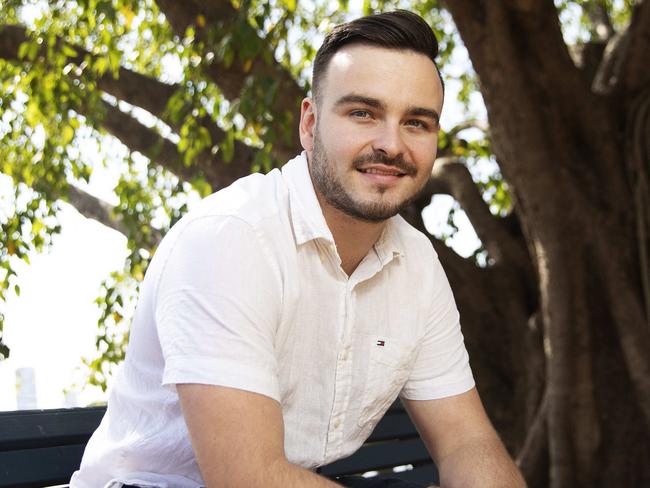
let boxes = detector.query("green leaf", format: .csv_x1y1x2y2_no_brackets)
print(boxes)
27,41,39,61
61,44,78,58
94,56,109,75
61,125,74,145
18,41,30,60
221,129,235,163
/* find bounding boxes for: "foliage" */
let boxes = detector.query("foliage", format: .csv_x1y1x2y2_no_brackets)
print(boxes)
0,0,633,389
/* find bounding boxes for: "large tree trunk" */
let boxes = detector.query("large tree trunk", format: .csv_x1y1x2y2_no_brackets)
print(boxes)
443,1,650,486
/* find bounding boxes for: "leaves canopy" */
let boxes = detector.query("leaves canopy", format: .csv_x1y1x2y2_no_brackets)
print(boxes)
0,0,636,385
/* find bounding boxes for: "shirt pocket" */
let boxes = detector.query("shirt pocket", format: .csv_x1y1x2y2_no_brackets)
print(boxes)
357,336,415,427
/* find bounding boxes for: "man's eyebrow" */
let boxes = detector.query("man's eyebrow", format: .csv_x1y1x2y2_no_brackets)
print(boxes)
334,96,440,125
407,107,440,126
333,95,385,110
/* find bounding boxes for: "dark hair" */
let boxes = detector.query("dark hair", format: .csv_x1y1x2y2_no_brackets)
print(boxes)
312,10,443,103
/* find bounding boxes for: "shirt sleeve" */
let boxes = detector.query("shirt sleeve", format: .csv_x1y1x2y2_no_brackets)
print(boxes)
400,249,475,400
154,215,283,402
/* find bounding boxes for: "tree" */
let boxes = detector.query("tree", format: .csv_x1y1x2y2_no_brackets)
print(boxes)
1,0,649,486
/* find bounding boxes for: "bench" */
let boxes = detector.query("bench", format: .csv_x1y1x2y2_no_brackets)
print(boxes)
0,401,439,487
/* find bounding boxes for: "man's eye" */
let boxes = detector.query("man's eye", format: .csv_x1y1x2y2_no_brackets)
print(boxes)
406,119,427,129
350,110,371,119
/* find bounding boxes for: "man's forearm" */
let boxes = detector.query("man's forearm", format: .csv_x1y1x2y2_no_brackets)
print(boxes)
264,458,343,488
437,436,526,488
202,456,342,488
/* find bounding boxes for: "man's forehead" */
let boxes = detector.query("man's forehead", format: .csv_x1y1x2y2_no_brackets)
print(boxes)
328,48,356,71
320,45,443,111
326,44,435,73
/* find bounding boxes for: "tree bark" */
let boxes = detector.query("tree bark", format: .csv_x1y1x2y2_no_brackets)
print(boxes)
445,0,650,485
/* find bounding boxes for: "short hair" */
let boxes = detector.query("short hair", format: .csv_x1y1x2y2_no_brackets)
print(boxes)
312,10,444,103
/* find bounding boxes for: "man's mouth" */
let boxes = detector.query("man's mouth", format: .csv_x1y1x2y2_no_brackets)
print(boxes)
358,167,406,176
356,164,409,177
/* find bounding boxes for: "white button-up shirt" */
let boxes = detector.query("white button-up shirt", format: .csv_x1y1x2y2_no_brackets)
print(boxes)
71,153,474,488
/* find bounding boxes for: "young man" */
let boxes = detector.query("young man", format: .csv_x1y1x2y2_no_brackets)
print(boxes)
71,10,526,488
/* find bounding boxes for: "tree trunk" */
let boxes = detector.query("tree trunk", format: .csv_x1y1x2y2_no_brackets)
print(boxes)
444,1,650,486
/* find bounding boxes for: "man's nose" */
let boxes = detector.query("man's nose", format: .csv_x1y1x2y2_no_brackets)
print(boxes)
372,122,407,158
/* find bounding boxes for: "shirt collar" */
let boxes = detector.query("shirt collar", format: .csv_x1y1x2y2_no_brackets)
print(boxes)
373,216,406,265
282,152,407,263
282,152,335,246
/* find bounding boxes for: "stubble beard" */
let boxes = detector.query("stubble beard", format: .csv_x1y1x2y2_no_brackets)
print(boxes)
309,130,425,223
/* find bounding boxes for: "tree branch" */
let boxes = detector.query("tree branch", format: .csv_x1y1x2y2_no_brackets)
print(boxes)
65,184,163,246
65,185,126,235
445,0,630,253
154,0,305,162
582,1,615,41
621,0,650,95
0,24,25,62
422,157,531,272
0,22,278,246
517,389,549,485
594,227,650,429
0,24,178,115
98,100,253,189
591,27,631,94
399,198,481,284
0,24,238,166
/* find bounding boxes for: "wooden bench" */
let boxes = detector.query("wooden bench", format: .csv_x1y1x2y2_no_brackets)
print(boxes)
0,401,438,487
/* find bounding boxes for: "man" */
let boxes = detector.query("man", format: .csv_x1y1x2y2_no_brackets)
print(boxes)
71,10,526,488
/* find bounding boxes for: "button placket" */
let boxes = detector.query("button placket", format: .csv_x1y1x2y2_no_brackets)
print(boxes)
324,282,355,461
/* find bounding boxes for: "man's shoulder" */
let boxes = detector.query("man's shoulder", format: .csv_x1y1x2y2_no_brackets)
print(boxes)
153,169,292,262
193,168,288,224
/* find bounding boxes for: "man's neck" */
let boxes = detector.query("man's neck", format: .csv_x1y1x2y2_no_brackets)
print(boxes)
318,200,386,277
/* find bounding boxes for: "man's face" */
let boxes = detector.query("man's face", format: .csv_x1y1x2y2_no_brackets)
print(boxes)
300,44,443,223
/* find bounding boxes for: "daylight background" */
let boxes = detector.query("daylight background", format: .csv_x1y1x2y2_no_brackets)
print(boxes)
1,1,649,487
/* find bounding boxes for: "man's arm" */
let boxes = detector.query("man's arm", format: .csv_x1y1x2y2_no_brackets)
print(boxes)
403,388,526,488
178,384,341,488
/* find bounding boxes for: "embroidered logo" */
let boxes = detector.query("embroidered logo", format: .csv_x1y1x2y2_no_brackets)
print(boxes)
376,340,385,347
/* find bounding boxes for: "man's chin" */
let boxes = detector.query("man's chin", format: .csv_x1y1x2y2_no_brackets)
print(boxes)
342,199,406,223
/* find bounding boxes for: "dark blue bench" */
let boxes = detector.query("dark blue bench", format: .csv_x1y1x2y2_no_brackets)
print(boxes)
0,401,438,487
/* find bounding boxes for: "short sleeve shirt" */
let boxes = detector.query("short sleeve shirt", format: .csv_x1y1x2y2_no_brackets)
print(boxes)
70,153,474,488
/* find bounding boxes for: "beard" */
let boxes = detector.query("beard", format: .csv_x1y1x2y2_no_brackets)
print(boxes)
309,129,424,223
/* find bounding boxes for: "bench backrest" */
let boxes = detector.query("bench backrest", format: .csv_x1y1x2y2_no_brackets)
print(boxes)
320,401,439,484
0,407,105,488
0,401,438,487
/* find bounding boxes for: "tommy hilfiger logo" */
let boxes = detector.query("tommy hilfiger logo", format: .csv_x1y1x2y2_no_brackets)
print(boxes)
376,340,385,347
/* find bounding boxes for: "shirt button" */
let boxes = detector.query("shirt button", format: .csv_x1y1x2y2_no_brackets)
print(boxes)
341,350,349,361
333,418,342,429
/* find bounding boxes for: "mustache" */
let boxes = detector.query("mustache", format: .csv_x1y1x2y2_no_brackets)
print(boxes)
351,152,417,176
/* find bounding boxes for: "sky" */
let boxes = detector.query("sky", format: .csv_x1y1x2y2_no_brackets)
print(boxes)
0,2,486,411
0,197,128,410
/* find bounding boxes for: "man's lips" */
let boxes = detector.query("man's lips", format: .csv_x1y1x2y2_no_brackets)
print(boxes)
356,164,408,177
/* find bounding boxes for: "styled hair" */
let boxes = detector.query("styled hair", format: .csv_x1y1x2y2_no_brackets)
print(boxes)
312,10,443,103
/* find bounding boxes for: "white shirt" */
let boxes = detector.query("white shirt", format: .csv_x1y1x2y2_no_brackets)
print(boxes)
71,153,474,488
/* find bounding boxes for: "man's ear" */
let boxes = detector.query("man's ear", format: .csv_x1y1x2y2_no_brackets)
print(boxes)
299,97,316,151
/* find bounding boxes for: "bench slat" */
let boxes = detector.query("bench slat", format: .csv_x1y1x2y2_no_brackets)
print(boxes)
0,444,86,488
320,437,430,477
0,407,105,451
353,464,439,485
390,464,440,484
367,411,418,442
0,401,436,487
